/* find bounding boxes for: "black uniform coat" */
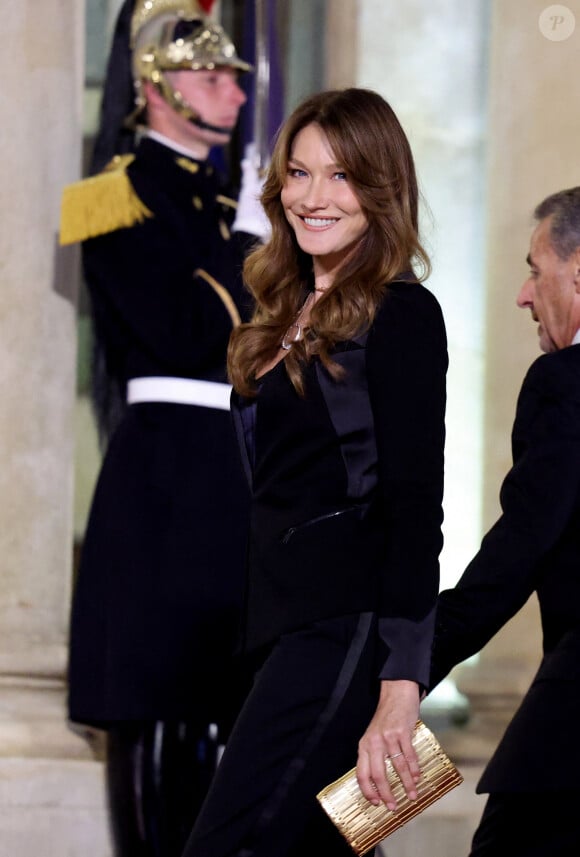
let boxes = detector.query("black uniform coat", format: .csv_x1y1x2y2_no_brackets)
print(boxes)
429,344,580,791
232,281,448,686
68,136,253,727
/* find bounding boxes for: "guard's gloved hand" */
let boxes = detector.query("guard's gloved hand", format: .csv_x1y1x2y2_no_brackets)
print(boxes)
232,143,271,241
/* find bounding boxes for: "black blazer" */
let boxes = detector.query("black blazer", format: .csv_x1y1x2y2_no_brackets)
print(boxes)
430,345,580,791
232,281,448,689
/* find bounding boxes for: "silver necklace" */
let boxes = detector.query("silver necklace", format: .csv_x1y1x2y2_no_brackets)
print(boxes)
280,292,314,351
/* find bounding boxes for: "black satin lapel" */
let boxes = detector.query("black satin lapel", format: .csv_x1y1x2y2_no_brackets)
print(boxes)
230,398,253,487
316,346,378,500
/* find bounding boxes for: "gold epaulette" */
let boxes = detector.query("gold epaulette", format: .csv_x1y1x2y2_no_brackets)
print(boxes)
59,154,154,246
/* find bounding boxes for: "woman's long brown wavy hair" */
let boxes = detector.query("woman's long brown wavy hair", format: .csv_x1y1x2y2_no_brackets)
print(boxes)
228,88,430,396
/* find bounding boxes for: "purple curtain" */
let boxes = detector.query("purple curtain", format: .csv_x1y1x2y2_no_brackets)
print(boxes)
240,0,285,158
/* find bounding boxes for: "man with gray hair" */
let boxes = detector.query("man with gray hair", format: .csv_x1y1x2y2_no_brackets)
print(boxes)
429,187,580,855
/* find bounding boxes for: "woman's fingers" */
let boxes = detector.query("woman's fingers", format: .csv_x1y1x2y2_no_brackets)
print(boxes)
356,679,422,808
357,736,422,809
357,749,397,807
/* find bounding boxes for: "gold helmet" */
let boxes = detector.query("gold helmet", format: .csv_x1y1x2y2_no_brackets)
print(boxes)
129,0,252,131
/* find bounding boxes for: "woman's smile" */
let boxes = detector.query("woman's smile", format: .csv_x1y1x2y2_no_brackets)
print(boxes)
301,216,339,228
281,123,368,280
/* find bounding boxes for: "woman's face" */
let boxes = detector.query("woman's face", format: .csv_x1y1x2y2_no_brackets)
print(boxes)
281,123,368,286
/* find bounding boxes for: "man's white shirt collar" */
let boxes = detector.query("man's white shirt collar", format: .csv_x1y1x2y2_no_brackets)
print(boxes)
144,130,204,161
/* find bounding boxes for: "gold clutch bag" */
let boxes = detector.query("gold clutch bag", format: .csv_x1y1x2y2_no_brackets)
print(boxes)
316,720,463,856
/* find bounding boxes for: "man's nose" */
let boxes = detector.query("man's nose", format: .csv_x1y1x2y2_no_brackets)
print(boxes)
230,80,247,105
516,278,533,308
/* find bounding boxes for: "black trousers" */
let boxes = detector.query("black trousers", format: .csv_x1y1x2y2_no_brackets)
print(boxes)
183,613,380,857
470,791,580,856
106,720,223,857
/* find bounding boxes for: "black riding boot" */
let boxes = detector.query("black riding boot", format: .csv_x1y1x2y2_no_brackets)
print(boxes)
106,720,221,857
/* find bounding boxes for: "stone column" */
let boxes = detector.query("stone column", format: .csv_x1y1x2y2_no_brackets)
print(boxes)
0,3,111,854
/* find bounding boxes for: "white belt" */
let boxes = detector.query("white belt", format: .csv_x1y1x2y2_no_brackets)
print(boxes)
127,376,232,411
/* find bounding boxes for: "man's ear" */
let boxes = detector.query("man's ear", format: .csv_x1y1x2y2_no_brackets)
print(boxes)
573,247,580,292
142,79,163,108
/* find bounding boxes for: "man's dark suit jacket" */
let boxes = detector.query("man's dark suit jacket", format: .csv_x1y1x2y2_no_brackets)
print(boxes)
430,343,580,792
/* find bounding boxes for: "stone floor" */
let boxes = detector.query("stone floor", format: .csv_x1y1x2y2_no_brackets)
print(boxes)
377,762,486,857
0,756,111,857
0,678,111,857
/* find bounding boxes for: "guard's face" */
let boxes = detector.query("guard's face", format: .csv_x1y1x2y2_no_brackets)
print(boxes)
167,68,246,142
281,123,368,289
517,217,580,353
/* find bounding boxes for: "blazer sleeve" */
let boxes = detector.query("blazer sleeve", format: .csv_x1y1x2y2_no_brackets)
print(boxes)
365,282,448,686
430,350,580,689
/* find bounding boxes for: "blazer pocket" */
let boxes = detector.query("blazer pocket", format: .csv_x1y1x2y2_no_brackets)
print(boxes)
274,503,381,599
279,506,363,545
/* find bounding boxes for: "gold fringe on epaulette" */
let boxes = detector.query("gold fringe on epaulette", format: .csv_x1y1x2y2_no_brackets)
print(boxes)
59,156,153,246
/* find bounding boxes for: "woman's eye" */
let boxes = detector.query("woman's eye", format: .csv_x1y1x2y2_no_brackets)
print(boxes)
288,167,307,178
333,171,348,181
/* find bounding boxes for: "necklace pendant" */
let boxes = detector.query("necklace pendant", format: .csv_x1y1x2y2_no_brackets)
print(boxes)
281,322,302,351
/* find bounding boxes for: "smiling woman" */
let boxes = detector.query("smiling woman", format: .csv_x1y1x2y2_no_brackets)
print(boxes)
282,123,369,289
182,88,448,857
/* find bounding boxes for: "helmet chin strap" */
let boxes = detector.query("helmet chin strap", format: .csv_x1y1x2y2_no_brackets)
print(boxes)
189,113,234,135
156,72,234,137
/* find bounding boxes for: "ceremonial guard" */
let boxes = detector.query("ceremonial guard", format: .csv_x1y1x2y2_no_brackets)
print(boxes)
60,2,266,854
